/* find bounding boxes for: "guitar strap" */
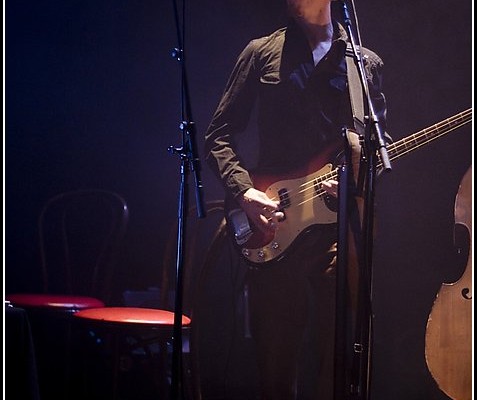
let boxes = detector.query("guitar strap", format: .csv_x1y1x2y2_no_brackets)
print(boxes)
345,43,367,194
345,43,365,135
344,43,365,248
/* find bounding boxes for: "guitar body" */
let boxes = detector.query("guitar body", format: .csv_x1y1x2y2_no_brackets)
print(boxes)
227,163,338,266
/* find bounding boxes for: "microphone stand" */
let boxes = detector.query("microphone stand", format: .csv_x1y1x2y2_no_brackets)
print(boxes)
334,130,352,400
168,1,206,399
335,1,391,399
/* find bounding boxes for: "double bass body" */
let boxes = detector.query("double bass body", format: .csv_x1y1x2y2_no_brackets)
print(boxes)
425,165,472,400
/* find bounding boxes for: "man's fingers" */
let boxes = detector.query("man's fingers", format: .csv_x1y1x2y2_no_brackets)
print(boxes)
322,180,339,197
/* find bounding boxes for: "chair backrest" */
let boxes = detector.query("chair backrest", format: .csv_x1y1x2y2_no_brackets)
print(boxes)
160,200,227,314
38,189,129,305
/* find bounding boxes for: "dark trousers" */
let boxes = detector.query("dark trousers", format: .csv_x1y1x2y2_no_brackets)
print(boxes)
246,225,338,400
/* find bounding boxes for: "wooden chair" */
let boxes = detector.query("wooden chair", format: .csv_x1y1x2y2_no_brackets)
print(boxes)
6,189,129,399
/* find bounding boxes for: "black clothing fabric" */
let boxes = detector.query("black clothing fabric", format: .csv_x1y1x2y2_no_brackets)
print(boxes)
204,20,386,200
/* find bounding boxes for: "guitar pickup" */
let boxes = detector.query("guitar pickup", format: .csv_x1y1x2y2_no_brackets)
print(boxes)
277,188,289,221
313,179,322,195
278,188,290,209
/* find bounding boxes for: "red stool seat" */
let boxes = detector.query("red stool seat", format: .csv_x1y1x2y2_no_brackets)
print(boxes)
6,293,105,310
73,307,191,326
72,307,192,399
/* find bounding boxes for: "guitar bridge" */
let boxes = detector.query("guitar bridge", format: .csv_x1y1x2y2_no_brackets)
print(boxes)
228,208,253,245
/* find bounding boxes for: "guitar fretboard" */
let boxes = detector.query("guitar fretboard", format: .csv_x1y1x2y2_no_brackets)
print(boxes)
311,108,472,199
384,108,472,166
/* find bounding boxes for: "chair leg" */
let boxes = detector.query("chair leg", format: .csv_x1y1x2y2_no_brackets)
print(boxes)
74,326,196,399
112,333,120,400
64,319,72,398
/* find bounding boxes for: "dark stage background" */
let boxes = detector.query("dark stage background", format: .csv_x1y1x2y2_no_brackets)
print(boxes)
5,1,472,399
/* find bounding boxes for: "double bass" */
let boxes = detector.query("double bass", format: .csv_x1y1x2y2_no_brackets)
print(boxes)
425,165,472,400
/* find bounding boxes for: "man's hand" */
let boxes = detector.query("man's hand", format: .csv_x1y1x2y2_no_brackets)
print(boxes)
238,188,284,234
321,179,338,197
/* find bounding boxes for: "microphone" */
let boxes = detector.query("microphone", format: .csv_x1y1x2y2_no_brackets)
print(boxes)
335,0,351,25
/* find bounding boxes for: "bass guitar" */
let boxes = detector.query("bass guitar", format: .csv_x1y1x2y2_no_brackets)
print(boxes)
227,108,472,267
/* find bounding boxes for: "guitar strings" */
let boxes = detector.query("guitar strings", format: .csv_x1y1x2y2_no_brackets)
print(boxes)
270,109,472,209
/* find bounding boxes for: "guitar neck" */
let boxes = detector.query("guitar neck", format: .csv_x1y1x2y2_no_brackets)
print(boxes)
379,108,472,168
324,109,472,187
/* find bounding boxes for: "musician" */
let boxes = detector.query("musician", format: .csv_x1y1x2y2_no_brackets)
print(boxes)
204,0,388,398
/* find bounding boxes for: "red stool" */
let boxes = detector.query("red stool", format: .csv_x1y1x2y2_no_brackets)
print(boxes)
73,307,192,399
6,293,105,311
5,293,108,400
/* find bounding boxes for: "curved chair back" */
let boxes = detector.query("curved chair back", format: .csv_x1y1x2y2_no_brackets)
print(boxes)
159,199,227,314
37,189,129,304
